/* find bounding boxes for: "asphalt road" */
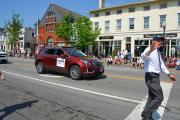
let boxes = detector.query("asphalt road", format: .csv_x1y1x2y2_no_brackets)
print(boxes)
0,57,180,120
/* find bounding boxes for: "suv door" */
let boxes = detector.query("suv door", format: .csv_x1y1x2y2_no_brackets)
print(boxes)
43,48,57,70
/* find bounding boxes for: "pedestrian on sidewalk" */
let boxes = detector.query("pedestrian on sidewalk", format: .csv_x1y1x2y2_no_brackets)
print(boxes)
141,36,176,120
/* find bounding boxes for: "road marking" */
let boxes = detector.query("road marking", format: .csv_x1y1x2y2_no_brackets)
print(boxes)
39,74,63,78
107,74,171,83
124,82,173,120
2,70,141,104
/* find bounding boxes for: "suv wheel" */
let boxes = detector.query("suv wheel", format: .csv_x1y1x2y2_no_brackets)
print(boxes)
69,65,81,80
36,62,45,74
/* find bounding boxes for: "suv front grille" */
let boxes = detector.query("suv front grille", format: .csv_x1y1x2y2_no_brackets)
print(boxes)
92,61,102,67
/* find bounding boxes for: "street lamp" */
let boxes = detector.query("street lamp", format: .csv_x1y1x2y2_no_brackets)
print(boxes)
162,21,166,61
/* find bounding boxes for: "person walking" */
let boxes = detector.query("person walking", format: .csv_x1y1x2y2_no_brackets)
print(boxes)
141,36,176,120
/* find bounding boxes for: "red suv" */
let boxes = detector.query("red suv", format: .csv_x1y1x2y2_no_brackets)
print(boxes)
35,47,104,80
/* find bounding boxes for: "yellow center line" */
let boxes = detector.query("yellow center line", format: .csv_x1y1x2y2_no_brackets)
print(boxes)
107,74,171,83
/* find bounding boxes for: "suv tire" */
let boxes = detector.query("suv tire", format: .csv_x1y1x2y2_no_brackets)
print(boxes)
36,62,45,74
69,65,81,80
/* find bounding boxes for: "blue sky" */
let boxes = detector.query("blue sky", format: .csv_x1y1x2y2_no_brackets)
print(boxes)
0,0,143,28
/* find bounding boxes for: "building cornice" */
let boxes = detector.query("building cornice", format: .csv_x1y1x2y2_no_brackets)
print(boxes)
90,0,175,13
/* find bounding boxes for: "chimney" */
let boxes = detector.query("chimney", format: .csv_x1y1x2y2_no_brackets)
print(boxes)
99,0,105,9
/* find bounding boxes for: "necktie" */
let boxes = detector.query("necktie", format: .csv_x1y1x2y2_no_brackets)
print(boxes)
157,49,162,71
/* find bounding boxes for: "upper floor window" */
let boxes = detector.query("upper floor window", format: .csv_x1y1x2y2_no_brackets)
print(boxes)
128,7,135,12
116,19,122,30
105,21,110,32
94,13,99,17
46,11,55,19
129,18,134,29
117,9,122,14
178,13,180,26
105,11,110,16
160,15,166,27
94,22,99,29
144,16,150,29
144,6,150,11
178,1,180,6
160,3,167,9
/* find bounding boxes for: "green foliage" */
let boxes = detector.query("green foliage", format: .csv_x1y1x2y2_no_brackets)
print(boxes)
75,16,100,52
55,15,100,52
4,13,23,49
55,15,75,46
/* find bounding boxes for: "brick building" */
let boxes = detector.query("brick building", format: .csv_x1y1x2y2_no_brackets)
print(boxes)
35,3,81,48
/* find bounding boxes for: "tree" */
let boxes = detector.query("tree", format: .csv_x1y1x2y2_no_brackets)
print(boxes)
75,16,100,53
56,15,100,53
5,13,23,52
55,15,75,47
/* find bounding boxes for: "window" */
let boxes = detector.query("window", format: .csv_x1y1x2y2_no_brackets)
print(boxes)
160,15,166,27
105,21,110,32
129,18,134,29
45,49,56,55
134,40,149,57
178,1,180,6
144,17,150,29
117,9,122,14
178,13,180,26
56,49,64,55
160,3,167,9
116,19,121,30
94,13,99,17
144,6,150,11
128,7,135,12
105,11,110,16
19,37,23,40
94,22,99,28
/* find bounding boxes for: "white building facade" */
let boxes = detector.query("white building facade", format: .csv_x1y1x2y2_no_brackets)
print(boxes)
18,27,34,53
0,28,7,51
90,0,180,58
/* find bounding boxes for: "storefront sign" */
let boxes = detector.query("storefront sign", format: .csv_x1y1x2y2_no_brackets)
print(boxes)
144,33,177,38
99,36,114,39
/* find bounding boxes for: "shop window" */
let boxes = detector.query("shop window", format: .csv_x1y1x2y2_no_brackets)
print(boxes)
134,40,149,57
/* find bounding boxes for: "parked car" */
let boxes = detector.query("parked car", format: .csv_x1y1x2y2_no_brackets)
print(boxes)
34,47,104,80
175,58,180,70
0,49,8,63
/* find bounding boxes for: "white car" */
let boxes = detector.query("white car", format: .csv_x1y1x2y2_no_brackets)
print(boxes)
0,49,8,63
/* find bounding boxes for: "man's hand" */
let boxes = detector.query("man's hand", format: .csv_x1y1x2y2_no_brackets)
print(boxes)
168,74,176,83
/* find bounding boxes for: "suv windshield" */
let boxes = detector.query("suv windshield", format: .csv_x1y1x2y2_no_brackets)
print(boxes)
64,48,87,57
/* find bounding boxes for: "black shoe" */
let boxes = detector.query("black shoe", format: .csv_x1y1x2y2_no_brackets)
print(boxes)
141,111,153,120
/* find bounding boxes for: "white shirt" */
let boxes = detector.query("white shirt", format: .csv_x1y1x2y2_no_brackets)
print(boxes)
141,47,170,75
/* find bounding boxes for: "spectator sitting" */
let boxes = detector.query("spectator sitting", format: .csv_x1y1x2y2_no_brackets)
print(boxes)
131,57,137,68
137,56,144,69
107,56,113,65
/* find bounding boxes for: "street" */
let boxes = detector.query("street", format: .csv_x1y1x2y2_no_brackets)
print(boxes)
0,57,180,120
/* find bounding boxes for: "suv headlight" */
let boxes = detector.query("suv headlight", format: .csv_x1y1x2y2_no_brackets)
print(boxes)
81,60,91,67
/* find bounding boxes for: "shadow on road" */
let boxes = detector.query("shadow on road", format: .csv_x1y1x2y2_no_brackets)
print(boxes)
0,100,38,119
